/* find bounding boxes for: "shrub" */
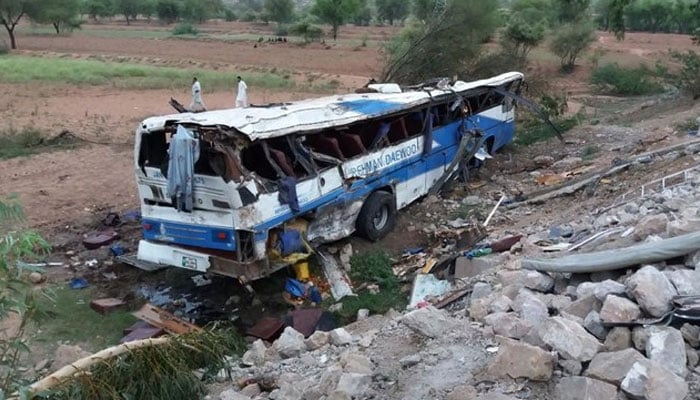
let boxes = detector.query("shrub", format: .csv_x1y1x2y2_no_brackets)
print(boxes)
549,21,596,72
241,11,259,22
671,51,700,99
274,24,288,36
289,20,323,43
591,63,663,96
172,22,199,35
223,7,237,21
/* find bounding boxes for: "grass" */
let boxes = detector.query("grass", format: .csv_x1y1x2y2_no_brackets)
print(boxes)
331,250,406,324
0,127,79,159
591,63,664,96
20,25,171,39
515,116,580,146
31,286,137,352
0,55,296,91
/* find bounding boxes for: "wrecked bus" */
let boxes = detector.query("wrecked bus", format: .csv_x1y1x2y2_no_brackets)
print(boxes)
131,72,524,282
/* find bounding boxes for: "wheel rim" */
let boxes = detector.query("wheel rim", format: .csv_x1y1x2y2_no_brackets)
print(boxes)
372,205,389,230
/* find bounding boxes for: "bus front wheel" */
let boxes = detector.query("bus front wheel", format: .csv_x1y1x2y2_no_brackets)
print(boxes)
356,191,396,241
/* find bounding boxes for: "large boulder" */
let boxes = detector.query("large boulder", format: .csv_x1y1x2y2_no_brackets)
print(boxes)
563,295,602,320
664,268,700,296
553,377,617,400
274,327,306,358
486,336,553,381
512,289,549,326
329,328,354,346
585,348,646,385
646,326,687,378
632,214,668,241
522,270,554,292
604,327,632,351
483,312,532,339
621,359,688,400
334,373,371,398
401,306,458,338
241,339,267,366
599,295,641,323
576,280,627,301
340,353,373,375
626,265,677,318
583,311,608,340
538,317,603,361
305,331,330,350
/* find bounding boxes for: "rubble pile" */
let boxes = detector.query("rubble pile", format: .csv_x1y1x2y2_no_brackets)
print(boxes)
213,171,700,399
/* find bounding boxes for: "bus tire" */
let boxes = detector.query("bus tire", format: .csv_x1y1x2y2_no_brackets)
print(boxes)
356,191,396,241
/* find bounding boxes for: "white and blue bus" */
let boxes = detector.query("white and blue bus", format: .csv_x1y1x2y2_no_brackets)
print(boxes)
132,72,524,282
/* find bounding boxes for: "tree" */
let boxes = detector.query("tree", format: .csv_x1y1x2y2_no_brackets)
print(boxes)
382,0,500,83
83,0,114,20
550,20,596,71
264,0,294,24
156,0,181,23
290,19,323,42
311,0,360,41
502,11,546,61
555,0,591,22
412,0,438,22
376,0,409,25
140,0,157,22
181,0,223,23
114,0,139,24
0,0,28,49
353,0,372,26
26,0,81,33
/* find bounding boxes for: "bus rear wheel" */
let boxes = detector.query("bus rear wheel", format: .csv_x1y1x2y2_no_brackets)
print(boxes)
356,191,396,241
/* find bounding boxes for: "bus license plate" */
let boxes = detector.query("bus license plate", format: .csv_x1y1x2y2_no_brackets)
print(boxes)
181,255,198,270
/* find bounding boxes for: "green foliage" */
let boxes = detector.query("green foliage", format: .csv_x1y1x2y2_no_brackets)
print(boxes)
311,0,360,40
382,0,500,84
139,0,157,20
172,21,198,35
289,19,323,42
26,0,81,33
412,0,438,22
590,63,663,95
241,10,259,21
671,50,700,99
549,20,596,71
155,0,181,24
112,0,139,24
181,0,223,23
502,10,547,61
376,0,409,25
40,327,246,400
0,196,51,396
264,0,294,24
82,0,114,20
0,127,78,159
352,0,371,26
0,0,30,49
516,115,580,146
223,6,236,21
555,0,591,23
274,23,288,36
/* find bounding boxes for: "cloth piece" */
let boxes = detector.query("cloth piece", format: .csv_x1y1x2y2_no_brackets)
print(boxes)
278,176,300,212
167,126,200,212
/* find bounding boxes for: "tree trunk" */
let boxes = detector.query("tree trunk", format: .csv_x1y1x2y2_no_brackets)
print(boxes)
126,15,130,25
332,23,338,41
53,22,60,34
5,26,17,49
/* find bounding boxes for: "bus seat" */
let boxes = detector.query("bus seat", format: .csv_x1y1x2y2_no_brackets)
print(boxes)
310,135,345,160
388,118,408,143
337,133,366,158
269,148,297,178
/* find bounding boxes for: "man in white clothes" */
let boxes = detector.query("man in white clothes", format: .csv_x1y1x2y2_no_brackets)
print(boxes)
189,77,206,112
236,76,248,108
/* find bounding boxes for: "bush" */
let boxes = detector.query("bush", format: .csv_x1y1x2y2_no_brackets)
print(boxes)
172,22,199,35
156,0,181,24
290,20,323,42
549,21,596,72
223,7,237,21
274,24,288,36
241,10,259,22
671,51,700,99
591,63,663,96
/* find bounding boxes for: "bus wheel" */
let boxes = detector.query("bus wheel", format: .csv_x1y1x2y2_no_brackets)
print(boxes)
356,191,396,241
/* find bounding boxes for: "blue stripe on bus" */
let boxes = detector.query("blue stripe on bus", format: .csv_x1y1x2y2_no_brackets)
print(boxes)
141,219,237,251
337,99,405,116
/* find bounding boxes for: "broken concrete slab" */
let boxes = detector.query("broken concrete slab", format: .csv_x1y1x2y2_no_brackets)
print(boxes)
486,336,553,381
483,312,532,339
645,326,687,378
471,282,492,302
621,359,688,400
585,348,646,385
538,316,603,361
554,376,617,400
626,265,676,318
454,256,497,279
274,327,306,359
600,295,641,324
401,306,458,338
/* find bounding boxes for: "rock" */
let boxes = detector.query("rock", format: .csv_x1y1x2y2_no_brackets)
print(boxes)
543,294,572,311
646,326,686,377
340,353,373,374
523,270,554,292
489,295,512,313
681,323,700,348
34,358,50,371
463,195,482,206
626,265,676,318
219,389,251,400
559,359,583,376
329,328,354,346
497,270,525,287
632,327,649,352
275,327,306,359
512,289,549,326
600,295,641,323
534,155,554,167
240,384,261,398
583,311,608,340
446,384,478,400
469,297,492,321
668,218,700,236
326,392,352,400
586,348,647,385
552,156,583,172
563,295,602,320
483,312,532,339
29,272,44,284
356,309,370,320
401,306,458,338
471,282,492,302
621,360,688,400
632,214,668,241
486,336,553,381
241,339,267,366
339,243,353,269
305,330,330,350
318,364,343,395
687,344,699,368
399,354,422,368
554,377,617,400
604,327,632,351
335,373,371,398
54,344,90,370
538,316,602,361
577,280,627,301
664,268,700,296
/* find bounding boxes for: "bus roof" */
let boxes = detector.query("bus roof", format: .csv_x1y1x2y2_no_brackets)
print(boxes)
137,72,523,142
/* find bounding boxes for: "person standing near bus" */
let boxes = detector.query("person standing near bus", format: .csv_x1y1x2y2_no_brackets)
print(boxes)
236,76,248,108
189,77,206,112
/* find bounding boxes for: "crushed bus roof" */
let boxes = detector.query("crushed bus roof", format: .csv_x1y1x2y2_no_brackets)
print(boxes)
137,72,523,141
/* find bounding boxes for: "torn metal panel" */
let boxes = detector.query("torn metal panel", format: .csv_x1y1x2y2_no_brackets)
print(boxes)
307,199,364,243
315,251,354,300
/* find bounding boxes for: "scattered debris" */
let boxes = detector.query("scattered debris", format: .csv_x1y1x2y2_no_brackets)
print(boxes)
82,230,120,250
90,298,127,315
132,303,202,334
